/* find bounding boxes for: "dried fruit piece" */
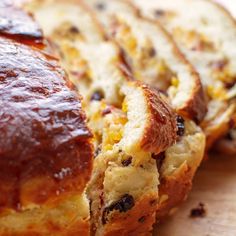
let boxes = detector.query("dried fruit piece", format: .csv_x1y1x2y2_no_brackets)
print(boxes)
176,115,185,136
102,194,135,224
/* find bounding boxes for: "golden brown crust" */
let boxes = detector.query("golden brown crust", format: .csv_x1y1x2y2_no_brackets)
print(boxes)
140,83,177,153
156,163,193,221
101,193,157,236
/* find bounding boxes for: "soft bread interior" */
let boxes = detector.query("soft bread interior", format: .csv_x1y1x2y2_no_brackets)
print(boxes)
162,120,205,177
0,191,90,235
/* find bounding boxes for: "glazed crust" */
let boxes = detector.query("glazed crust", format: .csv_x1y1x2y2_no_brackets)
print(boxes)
140,83,177,153
0,4,93,213
100,193,157,236
0,1,43,45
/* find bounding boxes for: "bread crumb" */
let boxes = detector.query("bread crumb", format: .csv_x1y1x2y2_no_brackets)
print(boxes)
190,202,206,218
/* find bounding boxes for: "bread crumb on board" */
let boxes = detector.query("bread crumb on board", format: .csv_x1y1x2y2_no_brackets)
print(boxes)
190,202,207,218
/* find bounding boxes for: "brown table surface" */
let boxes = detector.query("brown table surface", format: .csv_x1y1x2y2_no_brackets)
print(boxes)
154,154,236,236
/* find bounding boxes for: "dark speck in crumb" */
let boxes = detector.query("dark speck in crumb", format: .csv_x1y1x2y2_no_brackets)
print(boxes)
102,107,112,116
190,202,206,218
154,9,165,17
224,81,235,89
152,152,165,170
69,26,80,34
94,146,101,158
138,216,146,223
176,115,185,136
121,156,132,166
90,90,104,101
226,132,233,141
102,194,135,224
149,199,157,206
209,59,227,71
149,48,156,57
95,2,106,11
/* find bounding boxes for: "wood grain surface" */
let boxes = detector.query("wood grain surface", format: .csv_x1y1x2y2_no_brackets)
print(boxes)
154,154,236,236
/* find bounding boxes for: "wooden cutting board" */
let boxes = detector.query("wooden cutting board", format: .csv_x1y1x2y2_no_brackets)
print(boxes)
154,154,236,236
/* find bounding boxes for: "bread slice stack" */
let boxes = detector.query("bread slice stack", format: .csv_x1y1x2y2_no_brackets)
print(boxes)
0,1,93,235
22,0,206,234
23,0,179,235
0,0,207,235
132,0,236,154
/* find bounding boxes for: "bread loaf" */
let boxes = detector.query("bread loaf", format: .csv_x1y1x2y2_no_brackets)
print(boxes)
0,1,93,235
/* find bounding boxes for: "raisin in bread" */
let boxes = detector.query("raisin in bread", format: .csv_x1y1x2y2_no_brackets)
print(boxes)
132,0,236,151
0,2,93,235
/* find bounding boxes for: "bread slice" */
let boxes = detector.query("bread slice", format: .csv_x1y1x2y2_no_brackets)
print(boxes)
132,0,236,150
23,0,181,235
0,3,93,235
86,0,207,124
87,82,177,236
